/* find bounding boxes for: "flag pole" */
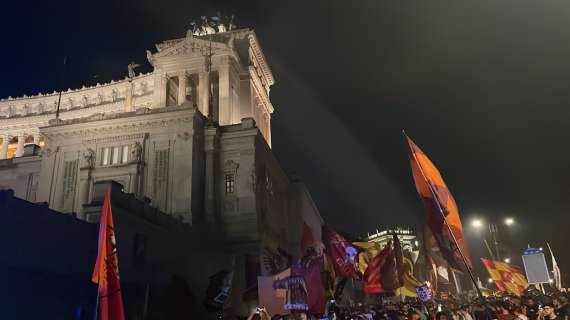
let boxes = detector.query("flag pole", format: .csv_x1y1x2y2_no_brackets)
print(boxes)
55,56,67,121
403,132,486,302
93,288,99,320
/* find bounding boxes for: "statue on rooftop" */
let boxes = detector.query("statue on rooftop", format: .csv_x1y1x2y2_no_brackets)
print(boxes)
128,61,140,79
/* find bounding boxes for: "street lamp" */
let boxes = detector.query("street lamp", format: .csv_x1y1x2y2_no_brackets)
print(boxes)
470,215,518,261
504,258,511,263
472,219,483,229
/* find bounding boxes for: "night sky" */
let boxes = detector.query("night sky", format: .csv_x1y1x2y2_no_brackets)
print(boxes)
2,1,569,277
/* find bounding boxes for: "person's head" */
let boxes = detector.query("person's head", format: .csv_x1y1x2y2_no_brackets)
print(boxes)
410,311,421,320
542,304,556,318
402,303,410,312
517,305,528,315
436,311,448,320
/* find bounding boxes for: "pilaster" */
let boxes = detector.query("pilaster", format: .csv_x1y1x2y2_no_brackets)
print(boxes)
204,126,219,225
15,133,25,157
0,135,9,160
178,73,187,106
198,72,210,117
218,65,231,125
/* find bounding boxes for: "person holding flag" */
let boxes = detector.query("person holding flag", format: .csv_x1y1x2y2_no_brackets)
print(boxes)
92,189,125,320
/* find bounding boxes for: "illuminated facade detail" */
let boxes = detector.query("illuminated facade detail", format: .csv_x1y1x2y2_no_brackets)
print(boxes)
366,227,417,252
0,26,313,250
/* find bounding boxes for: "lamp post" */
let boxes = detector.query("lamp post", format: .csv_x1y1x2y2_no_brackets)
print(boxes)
471,217,516,261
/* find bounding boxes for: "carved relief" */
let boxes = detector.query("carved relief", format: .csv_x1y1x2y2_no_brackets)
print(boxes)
152,149,170,209
62,159,78,209
247,165,256,193
265,171,274,197
40,147,58,158
224,159,239,176
177,132,191,141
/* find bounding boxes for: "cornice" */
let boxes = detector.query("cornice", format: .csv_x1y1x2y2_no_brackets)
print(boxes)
248,32,274,87
42,107,197,140
249,66,274,114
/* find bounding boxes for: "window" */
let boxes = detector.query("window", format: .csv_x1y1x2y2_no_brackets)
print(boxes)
100,145,130,166
225,174,235,194
122,146,129,164
101,148,110,165
111,147,120,165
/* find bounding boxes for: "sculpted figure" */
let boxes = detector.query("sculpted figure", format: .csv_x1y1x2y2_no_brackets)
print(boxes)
128,61,140,79
83,148,95,168
146,50,154,65
131,142,142,162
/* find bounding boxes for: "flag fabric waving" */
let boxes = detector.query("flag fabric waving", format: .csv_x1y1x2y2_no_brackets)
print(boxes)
92,190,125,320
547,243,562,290
362,242,391,293
393,234,405,288
481,258,528,296
405,134,472,270
323,227,358,279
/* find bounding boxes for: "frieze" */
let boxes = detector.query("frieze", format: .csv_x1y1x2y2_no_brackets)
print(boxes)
83,133,146,145
44,114,195,141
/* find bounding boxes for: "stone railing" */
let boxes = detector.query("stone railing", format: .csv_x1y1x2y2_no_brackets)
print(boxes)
0,72,155,119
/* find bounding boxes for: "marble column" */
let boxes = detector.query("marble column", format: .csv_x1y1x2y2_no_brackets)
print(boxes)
198,72,210,117
33,133,40,145
178,73,187,106
0,135,9,160
15,133,25,157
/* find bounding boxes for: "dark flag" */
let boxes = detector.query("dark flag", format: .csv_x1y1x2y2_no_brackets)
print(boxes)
91,190,125,320
380,241,400,292
393,234,405,288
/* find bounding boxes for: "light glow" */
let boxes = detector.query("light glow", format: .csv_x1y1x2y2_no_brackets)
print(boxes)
505,218,515,226
472,219,483,228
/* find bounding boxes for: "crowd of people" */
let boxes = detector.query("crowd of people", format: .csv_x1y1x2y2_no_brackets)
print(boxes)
245,290,570,320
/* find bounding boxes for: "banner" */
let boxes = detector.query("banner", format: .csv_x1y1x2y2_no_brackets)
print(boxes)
481,258,528,296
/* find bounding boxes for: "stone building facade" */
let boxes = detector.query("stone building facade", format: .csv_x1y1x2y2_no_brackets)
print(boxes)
0,27,323,274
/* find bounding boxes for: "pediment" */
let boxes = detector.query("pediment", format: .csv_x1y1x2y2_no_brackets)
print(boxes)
150,33,233,60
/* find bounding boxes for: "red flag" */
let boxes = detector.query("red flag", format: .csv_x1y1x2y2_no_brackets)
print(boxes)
300,222,315,256
363,243,390,293
405,134,472,270
92,190,125,320
323,227,358,279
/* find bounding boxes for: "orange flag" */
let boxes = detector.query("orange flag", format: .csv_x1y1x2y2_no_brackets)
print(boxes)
405,134,472,270
91,190,125,320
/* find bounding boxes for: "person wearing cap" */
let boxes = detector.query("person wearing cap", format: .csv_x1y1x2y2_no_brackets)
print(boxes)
538,303,558,320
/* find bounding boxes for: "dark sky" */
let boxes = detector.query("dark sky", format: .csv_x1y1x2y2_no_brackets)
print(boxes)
2,1,569,277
